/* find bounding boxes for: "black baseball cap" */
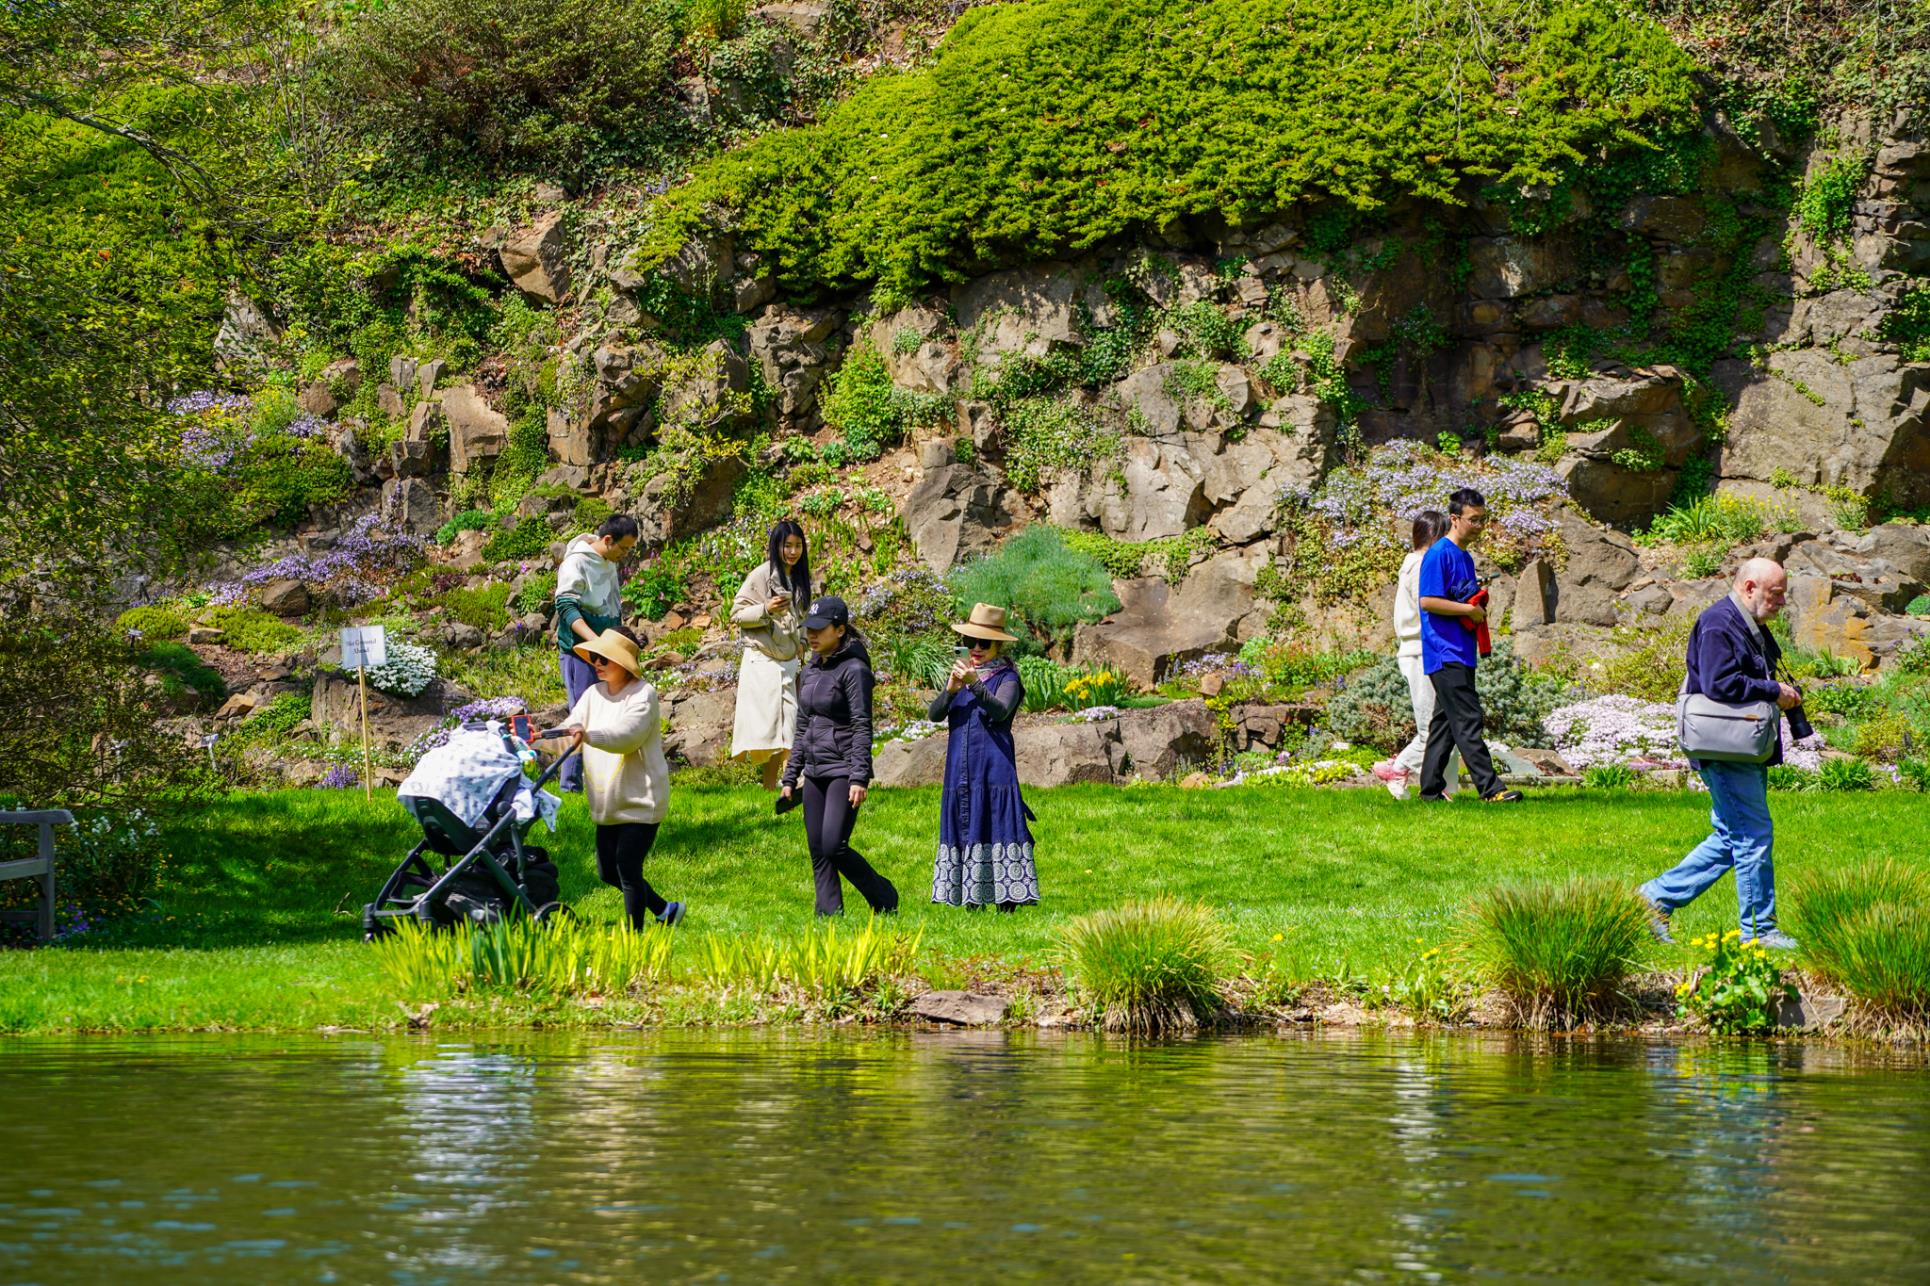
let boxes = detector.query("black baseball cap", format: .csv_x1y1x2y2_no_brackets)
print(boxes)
801,595,849,630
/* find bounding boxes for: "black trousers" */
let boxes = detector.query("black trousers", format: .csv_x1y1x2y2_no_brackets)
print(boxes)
801,775,898,916
1419,663,1503,800
594,822,667,927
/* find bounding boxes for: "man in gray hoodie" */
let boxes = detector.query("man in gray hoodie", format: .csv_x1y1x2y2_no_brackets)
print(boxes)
553,515,638,790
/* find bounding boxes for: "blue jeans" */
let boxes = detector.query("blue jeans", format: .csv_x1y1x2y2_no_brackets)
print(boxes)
557,649,598,791
1641,760,1777,936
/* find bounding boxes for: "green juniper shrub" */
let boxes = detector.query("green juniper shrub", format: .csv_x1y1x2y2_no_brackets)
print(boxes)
1319,655,1411,753
635,0,1701,297
138,641,227,706
1324,644,1559,750
948,526,1121,652
481,518,557,564
1906,593,1930,618
1054,897,1231,1034
1464,878,1652,1029
436,509,499,545
435,583,514,632
1788,860,1930,1032
116,605,190,641
203,607,303,656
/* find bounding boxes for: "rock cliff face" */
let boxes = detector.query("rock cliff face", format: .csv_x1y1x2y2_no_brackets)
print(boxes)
296,108,1930,676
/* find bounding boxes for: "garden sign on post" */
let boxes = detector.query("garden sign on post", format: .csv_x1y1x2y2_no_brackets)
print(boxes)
340,625,388,800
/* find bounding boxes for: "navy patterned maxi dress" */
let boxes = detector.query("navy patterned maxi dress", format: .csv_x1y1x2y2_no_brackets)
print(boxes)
929,660,1039,907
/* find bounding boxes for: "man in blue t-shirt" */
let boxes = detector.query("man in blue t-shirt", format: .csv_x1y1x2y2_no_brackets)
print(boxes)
1416,487,1521,803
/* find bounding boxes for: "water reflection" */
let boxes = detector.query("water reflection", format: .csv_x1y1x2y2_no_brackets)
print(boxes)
2,1031,1927,1284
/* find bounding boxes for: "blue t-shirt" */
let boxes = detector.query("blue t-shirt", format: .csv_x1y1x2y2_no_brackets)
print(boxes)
1418,537,1479,674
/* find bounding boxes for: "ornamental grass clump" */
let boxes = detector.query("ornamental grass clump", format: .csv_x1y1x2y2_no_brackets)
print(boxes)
1464,879,1651,1029
375,917,679,999
1787,860,1930,1034
1055,898,1231,1033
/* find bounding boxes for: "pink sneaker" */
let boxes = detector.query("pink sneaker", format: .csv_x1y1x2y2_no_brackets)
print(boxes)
1371,761,1409,799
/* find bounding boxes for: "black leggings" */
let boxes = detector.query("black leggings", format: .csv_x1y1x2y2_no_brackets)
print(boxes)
801,776,898,916
595,822,668,927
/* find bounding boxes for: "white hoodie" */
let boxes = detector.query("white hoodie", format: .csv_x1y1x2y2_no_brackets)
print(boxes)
1394,550,1425,658
555,533,623,620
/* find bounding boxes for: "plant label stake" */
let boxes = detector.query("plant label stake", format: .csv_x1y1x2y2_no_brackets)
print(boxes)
340,626,389,800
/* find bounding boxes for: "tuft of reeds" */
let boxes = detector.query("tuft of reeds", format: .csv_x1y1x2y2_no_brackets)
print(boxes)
1054,897,1230,1034
374,917,677,998
1463,879,1651,1029
691,917,921,998
1788,860,1930,1034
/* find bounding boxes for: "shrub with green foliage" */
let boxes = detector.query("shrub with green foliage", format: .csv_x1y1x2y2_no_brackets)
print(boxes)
999,397,1119,493
322,0,700,181
1055,898,1230,1033
818,341,949,461
1879,283,1930,363
949,526,1121,651
1789,860,1930,1032
137,642,227,706
1322,644,1562,752
116,606,190,641
1676,928,1795,1035
1464,879,1651,1029
513,571,559,618
203,607,303,656
637,0,1700,295
624,560,690,622
481,519,558,564
435,583,514,632
436,510,499,545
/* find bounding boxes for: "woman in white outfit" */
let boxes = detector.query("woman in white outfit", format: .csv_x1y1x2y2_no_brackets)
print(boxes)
1374,510,1459,800
729,519,809,790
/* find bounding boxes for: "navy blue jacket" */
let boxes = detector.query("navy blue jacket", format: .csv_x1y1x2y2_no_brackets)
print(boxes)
1685,596,1786,766
782,636,875,787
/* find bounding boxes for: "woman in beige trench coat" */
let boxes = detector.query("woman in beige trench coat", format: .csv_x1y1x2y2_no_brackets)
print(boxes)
729,519,810,789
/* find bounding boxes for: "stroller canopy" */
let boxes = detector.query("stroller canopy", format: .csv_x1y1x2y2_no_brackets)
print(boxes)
398,723,561,833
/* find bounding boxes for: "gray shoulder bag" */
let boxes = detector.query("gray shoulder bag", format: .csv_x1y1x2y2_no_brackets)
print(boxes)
1675,630,1778,763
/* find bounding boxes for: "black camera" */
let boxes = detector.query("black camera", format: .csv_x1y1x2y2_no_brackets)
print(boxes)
1776,662,1815,742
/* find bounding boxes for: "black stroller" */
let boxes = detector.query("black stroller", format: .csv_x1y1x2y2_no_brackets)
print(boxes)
362,725,578,940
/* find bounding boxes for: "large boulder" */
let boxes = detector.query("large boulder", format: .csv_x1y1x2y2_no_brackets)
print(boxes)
1206,405,1334,543
905,450,1015,571
1072,550,1268,687
1115,699,1219,780
1784,574,1930,670
1050,434,1210,542
499,212,570,304
1548,510,1642,626
1715,352,1930,507
1466,235,1574,299
381,477,440,537
872,731,951,788
1551,366,1702,526
663,686,736,765
297,357,360,417
867,303,958,394
662,339,751,428
634,454,749,547
259,579,311,618
311,670,469,750
1013,718,1122,787
953,265,1082,377
440,384,509,473
587,342,661,441
746,306,843,422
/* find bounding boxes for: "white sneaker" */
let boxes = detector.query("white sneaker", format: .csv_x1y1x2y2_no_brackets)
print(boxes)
1371,761,1410,799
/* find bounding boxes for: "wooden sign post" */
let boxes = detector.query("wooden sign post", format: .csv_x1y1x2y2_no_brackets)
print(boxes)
339,625,389,800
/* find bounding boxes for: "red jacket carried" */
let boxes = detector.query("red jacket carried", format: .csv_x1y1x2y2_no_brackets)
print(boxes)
1460,587,1493,657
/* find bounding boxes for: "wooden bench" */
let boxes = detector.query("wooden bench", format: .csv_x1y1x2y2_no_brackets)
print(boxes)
1,809,72,943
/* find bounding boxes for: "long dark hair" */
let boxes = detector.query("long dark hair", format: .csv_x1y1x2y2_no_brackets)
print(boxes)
1411,509,1450,550
767,519,811,605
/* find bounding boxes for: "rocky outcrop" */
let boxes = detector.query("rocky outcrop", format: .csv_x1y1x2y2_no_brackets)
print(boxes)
953,265,1085,377
1072,550,1269,686
1716,352,1930,507
746,306,843,422
663,685,736,765
499,212,570,304
440,384,509,473
1543,510,1642,627
906,444,1015,571
1551,367,1702,526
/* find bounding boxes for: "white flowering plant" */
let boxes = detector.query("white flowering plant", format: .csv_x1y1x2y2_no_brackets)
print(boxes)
361,639,438,698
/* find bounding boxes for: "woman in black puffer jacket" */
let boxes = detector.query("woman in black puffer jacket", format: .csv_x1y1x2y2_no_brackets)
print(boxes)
779,595,900,916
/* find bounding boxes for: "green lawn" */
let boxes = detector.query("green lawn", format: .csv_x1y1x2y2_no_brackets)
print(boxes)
4,784,1927,1034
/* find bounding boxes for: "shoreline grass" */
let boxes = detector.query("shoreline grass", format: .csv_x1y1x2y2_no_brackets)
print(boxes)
3,785,1929,1036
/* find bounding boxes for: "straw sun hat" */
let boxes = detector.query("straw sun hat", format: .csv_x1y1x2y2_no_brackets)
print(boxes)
572,628,642,678
951,602,1018,643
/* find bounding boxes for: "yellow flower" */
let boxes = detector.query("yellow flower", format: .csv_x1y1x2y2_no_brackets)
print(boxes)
1725,929,1742,942
1676,981,1692,996
1271,933,1284,942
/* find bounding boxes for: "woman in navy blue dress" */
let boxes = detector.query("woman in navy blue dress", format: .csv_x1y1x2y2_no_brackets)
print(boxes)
929,603,1039,912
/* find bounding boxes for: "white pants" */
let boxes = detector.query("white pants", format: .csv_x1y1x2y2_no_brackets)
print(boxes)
1394,654,1458,794
730,648,800,762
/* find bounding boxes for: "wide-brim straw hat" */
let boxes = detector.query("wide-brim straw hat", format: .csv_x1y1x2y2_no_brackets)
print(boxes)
951,602,1018,643
572,628,642,678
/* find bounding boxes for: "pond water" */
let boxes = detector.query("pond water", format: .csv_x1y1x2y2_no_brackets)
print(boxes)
3,1031,1927,1283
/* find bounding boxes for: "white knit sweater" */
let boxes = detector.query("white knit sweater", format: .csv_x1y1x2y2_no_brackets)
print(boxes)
565,679,670,825
1394,550,1425,659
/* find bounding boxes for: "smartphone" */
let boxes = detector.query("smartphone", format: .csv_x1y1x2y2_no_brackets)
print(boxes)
510,714,533,742
953,645,970,659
